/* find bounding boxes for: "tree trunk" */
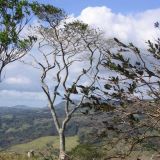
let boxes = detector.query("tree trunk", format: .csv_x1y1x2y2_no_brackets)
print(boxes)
59,129,67,160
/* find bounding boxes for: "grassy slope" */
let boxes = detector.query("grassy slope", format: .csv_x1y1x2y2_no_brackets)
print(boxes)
8,136,79,153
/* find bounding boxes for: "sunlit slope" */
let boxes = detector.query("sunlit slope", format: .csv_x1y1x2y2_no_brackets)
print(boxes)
8,136,79,153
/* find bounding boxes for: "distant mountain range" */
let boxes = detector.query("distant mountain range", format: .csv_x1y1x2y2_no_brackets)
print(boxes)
0,102,84,149
0,100,122,150
0,105,55,149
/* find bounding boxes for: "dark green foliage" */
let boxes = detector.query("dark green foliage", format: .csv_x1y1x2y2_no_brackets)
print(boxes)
0,0,38,79
128,81,137,94
67,84,78,94
0,0,64,80
78,85,90,95
30,2,65,23
66,21,89,32
104,84,112,90
69,144,102,160
0,0,33,46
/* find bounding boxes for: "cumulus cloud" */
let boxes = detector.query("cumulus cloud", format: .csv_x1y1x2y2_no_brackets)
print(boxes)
0,61,41,92
1,6,160,106
78,6,160,47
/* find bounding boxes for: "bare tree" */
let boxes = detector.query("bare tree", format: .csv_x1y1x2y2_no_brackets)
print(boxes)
29,16,103,159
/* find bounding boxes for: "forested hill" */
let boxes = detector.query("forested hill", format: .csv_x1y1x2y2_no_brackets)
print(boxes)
0,102,92,149
0,101,112,149
0,100,160,156
0,105,60,149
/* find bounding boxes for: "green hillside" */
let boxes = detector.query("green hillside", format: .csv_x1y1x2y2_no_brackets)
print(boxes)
0,101,160,160
0,104,79,149
8,136,79,153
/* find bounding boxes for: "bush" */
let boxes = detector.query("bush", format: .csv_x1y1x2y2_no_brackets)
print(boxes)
69,144,102,160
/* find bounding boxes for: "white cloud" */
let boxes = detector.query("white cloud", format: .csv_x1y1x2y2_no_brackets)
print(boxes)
0,90,45,100
0,90,47,107
1,7,160,106
5,76,31,85
78,6,160,47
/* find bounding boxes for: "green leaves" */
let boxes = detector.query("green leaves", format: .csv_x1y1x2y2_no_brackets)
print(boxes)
147,40,160,59
114,38,127,47
18,36,37,49
109,76,119,84
128,81,137,94
0,31,10,45
77,85,90,95
67,84,78,94
18,39,29,49
0,0,31,46
30,2,65,23
67,21,88,31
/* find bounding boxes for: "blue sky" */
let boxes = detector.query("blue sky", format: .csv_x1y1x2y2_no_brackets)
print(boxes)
38,0,160,15
1,0,160,107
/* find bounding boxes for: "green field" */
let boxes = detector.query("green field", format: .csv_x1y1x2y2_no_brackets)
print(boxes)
1,136,158,160
8,136,79,153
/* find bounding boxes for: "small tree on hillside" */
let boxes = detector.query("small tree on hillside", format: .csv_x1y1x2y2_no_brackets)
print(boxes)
29,5,103,159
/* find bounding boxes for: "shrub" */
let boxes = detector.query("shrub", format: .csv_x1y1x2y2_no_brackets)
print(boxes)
69,144,102,160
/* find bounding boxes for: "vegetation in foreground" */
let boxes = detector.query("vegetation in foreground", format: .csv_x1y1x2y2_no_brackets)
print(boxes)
0,136,78,160
0,145,159,160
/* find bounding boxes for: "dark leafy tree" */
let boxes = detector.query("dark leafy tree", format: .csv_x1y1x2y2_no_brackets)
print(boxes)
88,22,160,159
0,0,40,81
99,23,160,105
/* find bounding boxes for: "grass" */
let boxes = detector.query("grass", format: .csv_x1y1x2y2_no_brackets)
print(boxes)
0,152,29,160
1,138,158,160
8,136,79,153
